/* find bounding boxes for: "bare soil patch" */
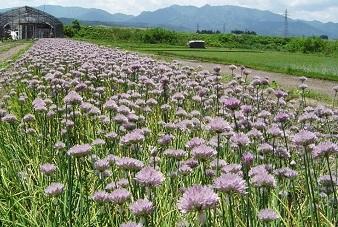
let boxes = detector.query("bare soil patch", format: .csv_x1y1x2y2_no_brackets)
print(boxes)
0,43,30,63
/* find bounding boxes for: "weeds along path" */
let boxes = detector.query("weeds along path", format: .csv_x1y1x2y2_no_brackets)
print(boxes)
175,59,338,98
0,43,31,64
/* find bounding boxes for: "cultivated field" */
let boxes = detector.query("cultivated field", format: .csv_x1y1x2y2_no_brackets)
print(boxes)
73,26,338,81
141,47,338,81
0,39,338,227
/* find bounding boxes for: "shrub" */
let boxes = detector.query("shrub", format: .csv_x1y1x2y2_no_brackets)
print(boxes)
142,28,178,44
64,26,75,38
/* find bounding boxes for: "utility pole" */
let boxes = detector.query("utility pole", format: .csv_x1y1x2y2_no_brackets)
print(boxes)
196,23,200,33
284,9,288,38
223,23,226,33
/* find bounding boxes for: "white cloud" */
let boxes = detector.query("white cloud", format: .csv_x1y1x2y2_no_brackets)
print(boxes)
1,0,338,22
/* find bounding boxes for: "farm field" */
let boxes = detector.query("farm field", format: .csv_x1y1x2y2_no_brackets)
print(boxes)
0,38,338,227
143,48,338,81
90,40,338,82
74,26,338,82
82,39,338,104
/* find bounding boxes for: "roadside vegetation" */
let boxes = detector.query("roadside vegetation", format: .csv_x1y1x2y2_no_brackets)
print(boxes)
65,25,338,55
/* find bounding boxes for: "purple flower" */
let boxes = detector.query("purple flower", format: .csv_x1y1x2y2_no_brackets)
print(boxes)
258,143,273,155
207,117,230,133
274,167,298,179
274,112,289,123
158,134,173,145
249,165,269,177
221,163,242,174
92,191,109,203
274,90,287,99
105,132,118,140
105,178,130,191
45,182,64,197
163,149,186,160
54,141,66,150
223,97,241,110
178,164,193,176
293,130,317,146
210,159,227,170
230,133,250,147
120,222,143,227
94,159,110,172
213,173,246,194
23,114,35,122
108,188,131,205
186,137,205,149
129,199,154,216
257,208,279,222
312,142,338,158
299,76,308,83
67,144,92,157
177,185,219,214
241,152,254,166
64,91,83,105
192,144,217,160
92,138,106,146
241,105,252,114
120,129,145,145
116,157,144,171
104,99,118,111
267,124,282,137
32,98,47,112
299,83,308,90
135,167,165,187
40,163,57,175
2,114,17,123
251,173,276,188
333,86,338,93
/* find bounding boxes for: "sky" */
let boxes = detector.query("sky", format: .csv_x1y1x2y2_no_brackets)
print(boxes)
1,0,338,23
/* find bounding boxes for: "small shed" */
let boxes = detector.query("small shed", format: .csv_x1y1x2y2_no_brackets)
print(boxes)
187,40,205,48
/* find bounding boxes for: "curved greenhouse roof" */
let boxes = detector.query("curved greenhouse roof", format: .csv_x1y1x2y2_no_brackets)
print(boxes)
0,6,64,39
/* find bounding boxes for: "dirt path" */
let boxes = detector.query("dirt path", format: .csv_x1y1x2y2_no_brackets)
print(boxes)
0,43,30,63
176,59,338,97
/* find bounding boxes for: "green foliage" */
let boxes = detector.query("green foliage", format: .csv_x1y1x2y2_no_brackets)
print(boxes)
302,37,326,53
72,20,81,32
141,28,178,44
73,26,338,55
64,26,75,38
64,20,83,38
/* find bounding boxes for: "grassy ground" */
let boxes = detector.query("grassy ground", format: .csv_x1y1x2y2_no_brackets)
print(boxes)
0,40,30,52
149,49,338,81
79,38,338,81
0,41,32,70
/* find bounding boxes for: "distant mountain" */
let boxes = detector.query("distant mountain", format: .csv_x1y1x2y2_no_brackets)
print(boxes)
1,4,338,38
129,4,337,38
35,5,134,22
0,8,11,13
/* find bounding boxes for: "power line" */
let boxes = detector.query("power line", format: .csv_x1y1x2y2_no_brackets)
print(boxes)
284,9,288,38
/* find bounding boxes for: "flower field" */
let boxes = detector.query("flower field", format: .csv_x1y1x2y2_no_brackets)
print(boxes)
0,39,337,227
